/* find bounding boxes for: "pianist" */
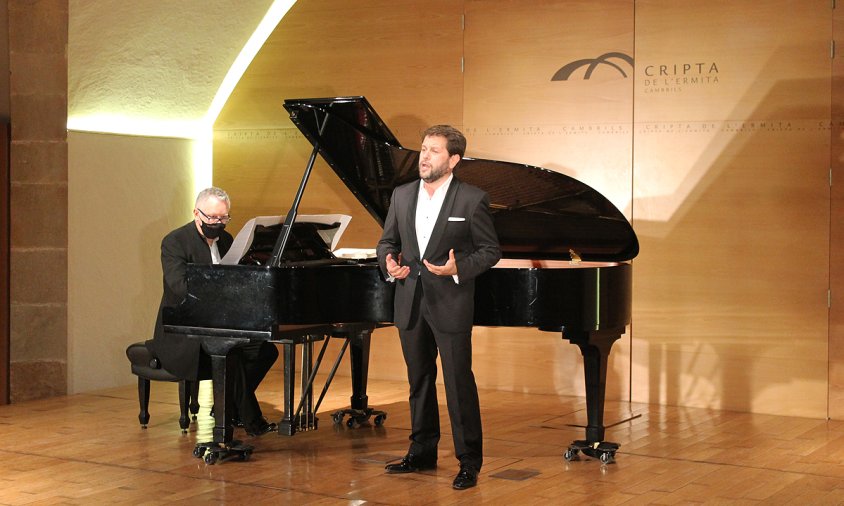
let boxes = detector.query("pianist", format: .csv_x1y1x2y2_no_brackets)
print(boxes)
146,187,278,437
377,125,501,490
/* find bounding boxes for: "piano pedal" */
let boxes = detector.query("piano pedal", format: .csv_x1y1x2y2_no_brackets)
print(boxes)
564,440,619,465
296,413,319,432
278,413,319,436
193,440,254,465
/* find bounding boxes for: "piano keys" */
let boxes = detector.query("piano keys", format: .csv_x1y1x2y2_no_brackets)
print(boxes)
164,95,638,464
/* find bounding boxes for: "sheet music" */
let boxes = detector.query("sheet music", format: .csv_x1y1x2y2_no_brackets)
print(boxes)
333,247,377,259
220,214,352,265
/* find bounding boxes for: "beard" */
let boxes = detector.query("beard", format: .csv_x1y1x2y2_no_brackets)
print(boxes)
420,162,449,183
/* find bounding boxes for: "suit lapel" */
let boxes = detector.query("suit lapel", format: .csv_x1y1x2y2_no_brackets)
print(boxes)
425,178,460,258
405,183,422,258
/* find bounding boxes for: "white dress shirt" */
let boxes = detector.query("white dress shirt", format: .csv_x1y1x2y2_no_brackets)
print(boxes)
210,238,221,264
416,174,453,256
415,174,459,284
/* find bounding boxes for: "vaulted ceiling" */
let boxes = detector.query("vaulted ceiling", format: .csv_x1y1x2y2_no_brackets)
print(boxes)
68,0,287,136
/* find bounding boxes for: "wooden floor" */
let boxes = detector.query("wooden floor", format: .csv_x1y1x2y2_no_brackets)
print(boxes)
3,372,844,505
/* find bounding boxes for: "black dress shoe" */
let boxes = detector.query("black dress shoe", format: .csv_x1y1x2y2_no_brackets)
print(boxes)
245,418,277,437
452,465,479,490
384,453,438,474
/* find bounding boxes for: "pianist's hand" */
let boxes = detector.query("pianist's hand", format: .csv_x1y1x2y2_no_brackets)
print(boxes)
423,249,458,277
386,253,411,280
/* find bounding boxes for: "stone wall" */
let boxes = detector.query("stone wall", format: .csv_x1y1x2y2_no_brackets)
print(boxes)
9,0,68,401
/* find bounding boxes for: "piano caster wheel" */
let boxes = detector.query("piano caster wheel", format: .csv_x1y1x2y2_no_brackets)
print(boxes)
333,409,387,428
197,441,254,465
569,440,619,464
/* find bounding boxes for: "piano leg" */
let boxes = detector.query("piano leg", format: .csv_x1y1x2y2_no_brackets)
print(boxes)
349,328,371,413
330,324,387,428
192,337,254,464
210,352,236,445
564,328,622,464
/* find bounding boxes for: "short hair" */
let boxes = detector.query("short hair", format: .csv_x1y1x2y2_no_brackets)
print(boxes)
422,125,466,158
195,187,230,209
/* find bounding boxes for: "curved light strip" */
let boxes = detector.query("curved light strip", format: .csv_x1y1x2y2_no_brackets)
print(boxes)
205,0,296,127
193,0,297,193
67,0,297,195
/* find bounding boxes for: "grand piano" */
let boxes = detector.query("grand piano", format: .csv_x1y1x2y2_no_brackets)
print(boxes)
163,96,639,464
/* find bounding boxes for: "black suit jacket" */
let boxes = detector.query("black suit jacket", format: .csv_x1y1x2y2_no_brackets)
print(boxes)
377,177,501,332
146,221,234,380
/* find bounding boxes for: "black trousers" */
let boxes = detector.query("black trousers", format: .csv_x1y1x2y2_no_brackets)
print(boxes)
398,288,483,471
228,341,279,428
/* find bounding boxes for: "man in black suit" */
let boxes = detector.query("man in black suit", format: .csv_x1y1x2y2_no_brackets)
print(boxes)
147,187,278,436
377,125,501,490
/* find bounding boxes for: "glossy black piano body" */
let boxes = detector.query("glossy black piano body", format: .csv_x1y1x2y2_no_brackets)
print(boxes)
170,262,393,334
164,96,638,463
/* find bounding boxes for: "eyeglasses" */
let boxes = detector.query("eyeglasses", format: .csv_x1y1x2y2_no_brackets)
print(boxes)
196,208,231,224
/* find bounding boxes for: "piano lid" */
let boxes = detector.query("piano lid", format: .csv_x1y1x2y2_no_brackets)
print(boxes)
283,96,639,262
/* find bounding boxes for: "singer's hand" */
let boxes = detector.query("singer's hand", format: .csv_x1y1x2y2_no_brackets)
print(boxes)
423,249,458,276
386,252,410,279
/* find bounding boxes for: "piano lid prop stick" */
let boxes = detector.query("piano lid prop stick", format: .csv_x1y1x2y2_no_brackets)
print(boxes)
270,108,331,267
312,337,351,416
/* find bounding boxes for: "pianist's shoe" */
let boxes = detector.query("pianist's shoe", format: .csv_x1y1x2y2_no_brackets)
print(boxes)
245,417,277,437
384,452,438,473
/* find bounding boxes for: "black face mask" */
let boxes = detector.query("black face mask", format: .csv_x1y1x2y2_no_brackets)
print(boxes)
200,221,226,239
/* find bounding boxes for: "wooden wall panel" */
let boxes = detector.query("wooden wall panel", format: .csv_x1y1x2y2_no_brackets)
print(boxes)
465,0,634,211
830,1,844,420
463,0,634,399
0,122,7,404
632,0,830,417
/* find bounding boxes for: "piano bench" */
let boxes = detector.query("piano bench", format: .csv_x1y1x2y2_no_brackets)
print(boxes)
125,341,200,432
